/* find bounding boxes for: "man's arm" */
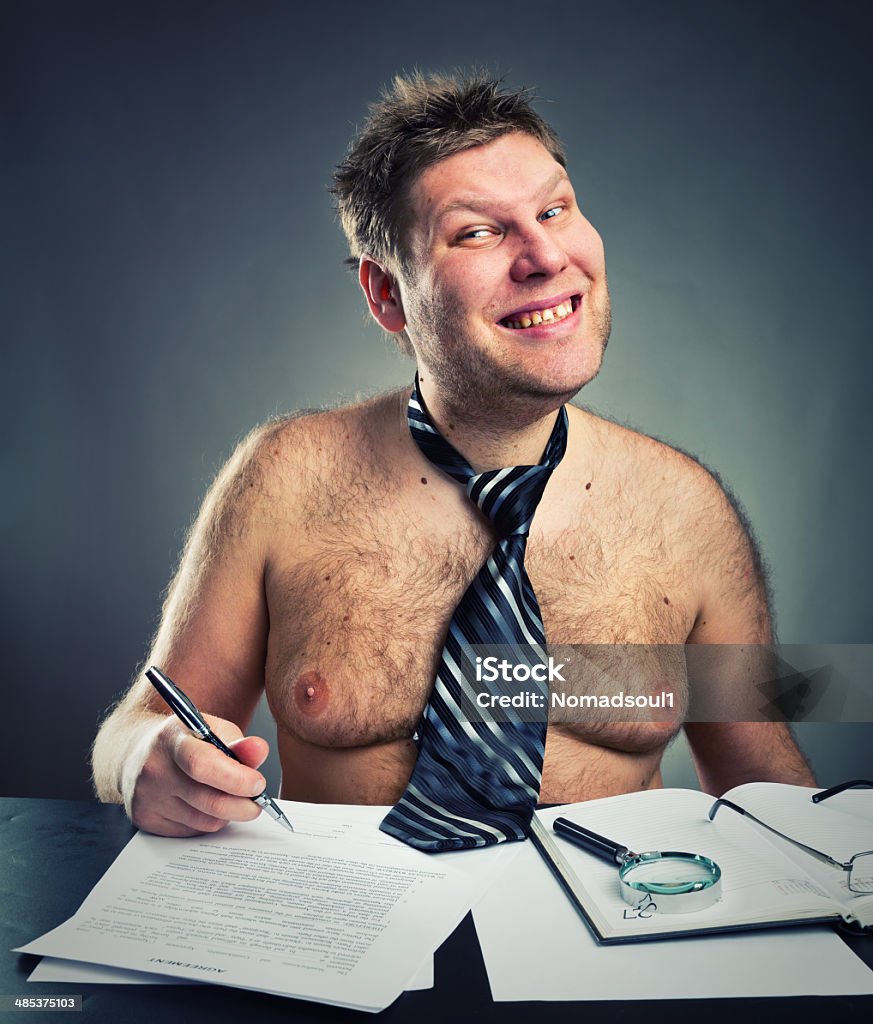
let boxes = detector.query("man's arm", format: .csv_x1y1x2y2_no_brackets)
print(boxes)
681,465,815,795
92,421,285,836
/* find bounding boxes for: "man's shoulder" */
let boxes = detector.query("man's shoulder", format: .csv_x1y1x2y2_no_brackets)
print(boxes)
573,406,727,512
572,408,769,621
223,389,405,502
570,407,757,568
184,391,405,555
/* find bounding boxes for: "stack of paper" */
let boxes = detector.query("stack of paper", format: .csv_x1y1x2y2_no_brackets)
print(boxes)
18,802,513,1012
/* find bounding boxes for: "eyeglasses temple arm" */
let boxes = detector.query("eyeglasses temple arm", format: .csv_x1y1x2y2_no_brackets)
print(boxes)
812,780,873,804
708,797,846,870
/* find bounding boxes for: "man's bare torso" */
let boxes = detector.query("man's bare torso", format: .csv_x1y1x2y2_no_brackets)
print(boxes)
251,389,720,806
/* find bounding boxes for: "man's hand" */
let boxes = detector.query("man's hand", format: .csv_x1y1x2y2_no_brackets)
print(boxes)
121,714,271,837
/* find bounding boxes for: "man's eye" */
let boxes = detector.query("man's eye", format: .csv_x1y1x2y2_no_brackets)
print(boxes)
459,227,494,240
539,205,563,222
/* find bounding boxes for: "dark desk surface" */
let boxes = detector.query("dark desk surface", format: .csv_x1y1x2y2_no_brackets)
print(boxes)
2,797,872,1022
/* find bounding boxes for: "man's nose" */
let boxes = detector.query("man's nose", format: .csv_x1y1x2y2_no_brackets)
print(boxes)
509,224,569,281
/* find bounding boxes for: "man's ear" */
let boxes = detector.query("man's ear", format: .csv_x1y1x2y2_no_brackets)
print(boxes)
359,257,406,333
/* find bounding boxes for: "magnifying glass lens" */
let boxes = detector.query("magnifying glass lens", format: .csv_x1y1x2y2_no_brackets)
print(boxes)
622,853,719,895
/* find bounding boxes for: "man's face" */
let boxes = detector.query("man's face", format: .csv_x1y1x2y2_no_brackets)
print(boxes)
397,132,611,415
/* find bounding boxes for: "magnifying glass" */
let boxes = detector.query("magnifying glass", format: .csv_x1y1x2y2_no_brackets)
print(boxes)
553,817,722,914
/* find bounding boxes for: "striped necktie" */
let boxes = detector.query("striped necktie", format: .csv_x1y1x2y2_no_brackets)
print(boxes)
380,378,569,851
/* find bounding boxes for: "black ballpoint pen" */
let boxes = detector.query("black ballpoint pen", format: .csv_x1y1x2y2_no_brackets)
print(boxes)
145,665,294,833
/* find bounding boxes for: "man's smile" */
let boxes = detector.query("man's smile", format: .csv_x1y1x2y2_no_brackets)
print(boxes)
498,292,583,332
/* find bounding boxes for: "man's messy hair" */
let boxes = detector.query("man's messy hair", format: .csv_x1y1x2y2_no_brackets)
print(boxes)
330,69,566,277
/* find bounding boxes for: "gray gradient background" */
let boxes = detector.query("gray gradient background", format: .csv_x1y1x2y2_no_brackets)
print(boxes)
3,0,871,800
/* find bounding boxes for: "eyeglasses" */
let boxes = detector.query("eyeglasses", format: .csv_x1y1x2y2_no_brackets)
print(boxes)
708,780,873,895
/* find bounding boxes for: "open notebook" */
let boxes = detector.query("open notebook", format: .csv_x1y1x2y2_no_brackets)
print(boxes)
532,783,873,943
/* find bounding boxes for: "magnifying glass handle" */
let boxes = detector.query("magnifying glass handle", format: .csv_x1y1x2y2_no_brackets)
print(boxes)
553,817,631,866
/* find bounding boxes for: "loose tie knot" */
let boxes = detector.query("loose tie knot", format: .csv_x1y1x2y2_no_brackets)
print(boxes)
467,465,554,539
407,377,569,534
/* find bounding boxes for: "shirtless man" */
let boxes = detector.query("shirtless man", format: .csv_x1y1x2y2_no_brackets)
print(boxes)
92,72,813,837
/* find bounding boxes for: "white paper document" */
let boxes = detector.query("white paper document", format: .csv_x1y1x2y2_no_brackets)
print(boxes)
473,838,873,1000
17,801,500,1012
28,955,434,991
28,959,193,986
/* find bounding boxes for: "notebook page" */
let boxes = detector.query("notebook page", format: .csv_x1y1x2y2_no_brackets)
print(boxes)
717,784,873,919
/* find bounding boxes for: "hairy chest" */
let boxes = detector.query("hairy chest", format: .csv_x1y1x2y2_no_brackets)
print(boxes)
262,482,695,750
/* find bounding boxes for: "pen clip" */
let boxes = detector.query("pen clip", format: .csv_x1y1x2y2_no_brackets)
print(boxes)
146,666,210,738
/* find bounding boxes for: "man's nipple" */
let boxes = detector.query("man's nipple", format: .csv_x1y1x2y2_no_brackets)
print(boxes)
293,671,330,716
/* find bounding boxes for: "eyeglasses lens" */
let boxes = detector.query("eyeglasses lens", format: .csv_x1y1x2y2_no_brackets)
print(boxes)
849,853,873,894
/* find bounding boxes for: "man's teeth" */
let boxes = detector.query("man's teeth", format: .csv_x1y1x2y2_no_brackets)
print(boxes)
502,299,574,330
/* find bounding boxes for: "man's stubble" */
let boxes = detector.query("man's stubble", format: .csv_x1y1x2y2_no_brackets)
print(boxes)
409,284,612,428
